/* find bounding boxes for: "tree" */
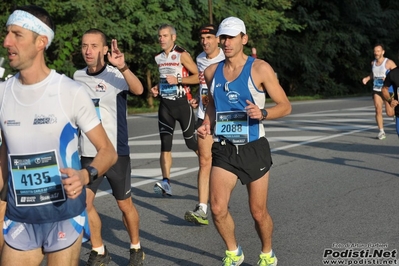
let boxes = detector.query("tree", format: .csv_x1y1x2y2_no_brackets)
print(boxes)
267,0,399,97
0,0,300,101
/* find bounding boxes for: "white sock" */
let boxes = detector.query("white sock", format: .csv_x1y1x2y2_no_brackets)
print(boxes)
199,203,208,214
229,247,239,255
380,129,385,133
130,242,141,249
93,245,105,255
261,250,273,256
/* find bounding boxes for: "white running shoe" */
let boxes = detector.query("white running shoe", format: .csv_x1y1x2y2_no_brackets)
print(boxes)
377,131,386,140
154,181,172,196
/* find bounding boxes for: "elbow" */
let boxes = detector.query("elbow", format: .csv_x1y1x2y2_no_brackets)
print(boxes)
284,102,292,116
130,85,144,96
137,86,144,96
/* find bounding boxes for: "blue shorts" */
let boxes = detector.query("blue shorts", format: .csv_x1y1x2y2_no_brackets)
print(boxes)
3,209,90,252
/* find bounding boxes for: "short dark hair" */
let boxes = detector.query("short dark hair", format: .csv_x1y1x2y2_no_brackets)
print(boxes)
16,5,55,33
374,43,385,50
83,28,108,46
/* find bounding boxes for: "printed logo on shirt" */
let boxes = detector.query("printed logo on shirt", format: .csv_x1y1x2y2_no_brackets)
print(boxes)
33,114,57,125
96,81,107,92
226,91,240,104
4,120,21,126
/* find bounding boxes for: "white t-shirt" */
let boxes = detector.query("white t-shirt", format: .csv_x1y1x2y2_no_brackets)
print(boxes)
74,65,130,156
0,70,99,223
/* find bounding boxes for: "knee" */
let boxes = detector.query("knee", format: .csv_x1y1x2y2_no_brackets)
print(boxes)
250,207,269,223
210,201,228,219
199,154,212,168
160,134,173,152
117,198,133,213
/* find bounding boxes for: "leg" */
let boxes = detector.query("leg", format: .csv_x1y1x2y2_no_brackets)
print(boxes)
46,233,83,266
107,157,144,265
120,200,145,266
160,151,172,178
118,198,140,245
158,101,176,179
373,93,384,130
1,244,44,266
177,103,198,153
197,135,213,205
86,188,104,249
210,166,238,251
107,157,140,245
184,134,212,225
247,171,273,253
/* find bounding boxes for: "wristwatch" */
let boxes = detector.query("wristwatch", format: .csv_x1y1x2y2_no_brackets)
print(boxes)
85,166,98,185
177,74,182,84
261,109,268,120
118,64,129,73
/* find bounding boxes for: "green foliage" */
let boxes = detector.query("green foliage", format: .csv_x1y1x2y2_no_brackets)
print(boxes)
267,0,399,96
2,0,398,101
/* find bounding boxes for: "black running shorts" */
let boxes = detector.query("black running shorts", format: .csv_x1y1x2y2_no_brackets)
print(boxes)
211,137,273,185
81,155,132,200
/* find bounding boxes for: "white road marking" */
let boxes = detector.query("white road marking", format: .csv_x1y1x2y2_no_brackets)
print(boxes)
95,106,395,197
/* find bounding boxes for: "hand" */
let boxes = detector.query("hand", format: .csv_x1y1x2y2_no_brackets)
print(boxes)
107,39,125,69
245,99,262,120
391,99,398,108
251,47,257,58
197,123,211,139
60,168,86,199
362,77,369,85
202,95,209,106
189,98,198,109
151,85,159,97
166,75,178,85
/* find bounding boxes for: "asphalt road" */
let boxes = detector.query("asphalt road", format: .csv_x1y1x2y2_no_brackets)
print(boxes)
74,96,399,266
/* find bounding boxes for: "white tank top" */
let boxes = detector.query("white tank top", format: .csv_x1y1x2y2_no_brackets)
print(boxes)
372,58,388,92
196,48,225,119
155,45,191,100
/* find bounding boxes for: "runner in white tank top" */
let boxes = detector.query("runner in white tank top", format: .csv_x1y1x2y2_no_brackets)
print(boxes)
184,24,225,226
362,43,396,139
150,24,199,197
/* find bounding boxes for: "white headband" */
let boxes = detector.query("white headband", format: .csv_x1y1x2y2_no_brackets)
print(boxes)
6,10,54,49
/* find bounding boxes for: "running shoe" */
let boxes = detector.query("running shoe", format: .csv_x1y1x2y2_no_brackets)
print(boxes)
128,248,145,266
221,245,244,266
154,181,172,196
86,246,111,266
258,252,278,266
377,131,386,140
184,204,209,225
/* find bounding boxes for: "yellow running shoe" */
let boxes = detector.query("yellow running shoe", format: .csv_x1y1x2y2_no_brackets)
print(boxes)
258,252,278,266
221,245,244,266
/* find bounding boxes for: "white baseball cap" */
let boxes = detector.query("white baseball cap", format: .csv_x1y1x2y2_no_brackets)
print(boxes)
216,17,246,37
